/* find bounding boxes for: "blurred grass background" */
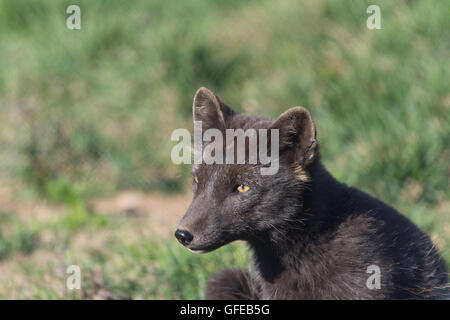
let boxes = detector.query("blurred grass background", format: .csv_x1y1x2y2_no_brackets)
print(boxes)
0,0,448,299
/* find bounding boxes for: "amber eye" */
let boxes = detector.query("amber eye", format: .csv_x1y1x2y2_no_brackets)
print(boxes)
194,176,199,183
237,185,250,193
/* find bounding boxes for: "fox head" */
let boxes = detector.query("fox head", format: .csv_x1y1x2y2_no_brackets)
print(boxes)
175,87,319,253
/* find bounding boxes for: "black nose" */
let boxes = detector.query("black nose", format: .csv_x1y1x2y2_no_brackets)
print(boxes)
175,229,194,246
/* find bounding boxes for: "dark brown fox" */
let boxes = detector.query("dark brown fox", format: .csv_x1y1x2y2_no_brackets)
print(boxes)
175,87,449,299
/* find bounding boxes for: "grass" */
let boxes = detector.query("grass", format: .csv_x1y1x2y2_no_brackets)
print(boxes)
0,212,40,261
0,0,448,299
0,203,249,299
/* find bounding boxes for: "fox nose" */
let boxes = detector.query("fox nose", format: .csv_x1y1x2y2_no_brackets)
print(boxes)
175,229,194,246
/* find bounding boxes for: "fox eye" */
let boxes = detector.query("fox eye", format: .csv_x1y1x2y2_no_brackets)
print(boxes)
236,184,250,193
194,176,199,183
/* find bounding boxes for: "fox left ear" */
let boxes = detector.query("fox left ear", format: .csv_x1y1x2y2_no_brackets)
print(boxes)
192,87,235,132
271,107,318,166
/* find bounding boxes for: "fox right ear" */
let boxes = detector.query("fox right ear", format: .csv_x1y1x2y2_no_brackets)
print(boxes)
271,107,318,166
192,87,235,131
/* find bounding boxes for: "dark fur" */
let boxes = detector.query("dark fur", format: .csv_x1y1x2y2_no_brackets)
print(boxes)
176,87,449,300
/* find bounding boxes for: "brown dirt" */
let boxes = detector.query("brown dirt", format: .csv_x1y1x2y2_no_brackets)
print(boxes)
89,191,191,239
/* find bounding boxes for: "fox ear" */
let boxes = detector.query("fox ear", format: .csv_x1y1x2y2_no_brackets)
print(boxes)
272,107,317,166
192,87,235,131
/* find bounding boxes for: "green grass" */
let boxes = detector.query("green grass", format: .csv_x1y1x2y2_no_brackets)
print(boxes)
0,212,40,260
83,240,249,299
0,206,249,299
0,0,448,299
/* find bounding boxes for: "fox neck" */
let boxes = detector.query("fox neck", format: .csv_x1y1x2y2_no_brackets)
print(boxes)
248,162,349,284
